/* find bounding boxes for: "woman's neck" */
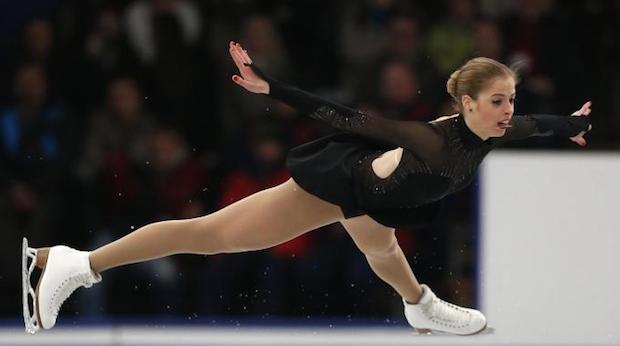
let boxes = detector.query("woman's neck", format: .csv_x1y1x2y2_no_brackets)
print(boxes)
462,114,490,141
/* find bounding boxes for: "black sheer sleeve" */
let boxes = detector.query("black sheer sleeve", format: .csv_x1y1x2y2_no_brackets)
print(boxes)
248,63,445,162
495,114,591,144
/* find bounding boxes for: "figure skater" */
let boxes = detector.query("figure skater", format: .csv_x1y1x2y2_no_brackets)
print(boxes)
22,41,591,336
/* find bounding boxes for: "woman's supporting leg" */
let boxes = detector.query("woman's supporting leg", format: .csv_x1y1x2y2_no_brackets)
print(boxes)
340,215,423,304
38,178,344,273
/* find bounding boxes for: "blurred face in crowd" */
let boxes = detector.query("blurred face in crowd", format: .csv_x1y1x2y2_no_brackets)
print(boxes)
98,9,121,38
25,19,53,60
463,76,516,139
150,129,186,172
368,0,394,10
153,0,179,12
386,17,419,59
242,16,279,53
15,64,47,108
517,0,554,19
380,61,419,106
449,0,475,21
254,138,284,168
108,78,142,124
473,21,502,60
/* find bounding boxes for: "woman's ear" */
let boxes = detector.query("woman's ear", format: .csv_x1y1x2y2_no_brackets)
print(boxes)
461,95,473,113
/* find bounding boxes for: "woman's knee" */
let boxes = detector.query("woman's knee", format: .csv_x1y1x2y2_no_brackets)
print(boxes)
184,216,230,254
186,214,265,254
357,231,399,259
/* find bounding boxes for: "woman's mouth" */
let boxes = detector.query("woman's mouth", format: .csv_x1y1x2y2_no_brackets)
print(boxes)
497,119,512,129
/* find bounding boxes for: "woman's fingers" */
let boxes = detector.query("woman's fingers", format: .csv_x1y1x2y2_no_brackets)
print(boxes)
582,100,591,109
236,43,253,65
572,101,592,116
238,46,253,64
229,43,245,70
582,102,591,115
229,42,257,82
229,41,251,64
231,52,255,82
570,131,587,146
570,137,585,146
232,50,247,72
581,101,591,114
579,137,587,146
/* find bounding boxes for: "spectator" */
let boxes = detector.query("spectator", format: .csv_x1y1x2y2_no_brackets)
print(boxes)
78,76,155,231
425,0,478,77
83,6,141,107
338,0,417,92
125,0,209,145
472,20,504,60
362,59,433,122
147,126,208,220
0,64,69,312
0,64,67,244
502,0,582,115
366,15,443,109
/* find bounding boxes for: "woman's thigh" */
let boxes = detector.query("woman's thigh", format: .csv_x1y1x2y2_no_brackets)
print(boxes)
193,178,345,253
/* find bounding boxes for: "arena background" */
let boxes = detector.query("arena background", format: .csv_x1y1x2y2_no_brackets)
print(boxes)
1,0,618,344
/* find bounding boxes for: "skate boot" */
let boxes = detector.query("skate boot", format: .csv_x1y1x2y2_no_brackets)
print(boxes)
403,284,487,335
22,238,101,333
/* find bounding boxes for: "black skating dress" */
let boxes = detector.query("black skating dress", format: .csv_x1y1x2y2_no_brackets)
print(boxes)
251,66,591,228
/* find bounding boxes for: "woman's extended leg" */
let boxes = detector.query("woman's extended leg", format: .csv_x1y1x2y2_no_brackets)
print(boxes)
340,215,423,304
25,178,343,332
341,215,488,335
37,178,344,273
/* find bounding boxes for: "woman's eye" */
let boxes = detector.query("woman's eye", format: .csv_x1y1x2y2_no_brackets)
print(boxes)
492,100,502,105
509,98,515,104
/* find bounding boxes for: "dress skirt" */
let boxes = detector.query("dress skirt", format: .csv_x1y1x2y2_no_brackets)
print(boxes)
286,133,367,219
285,132,442,228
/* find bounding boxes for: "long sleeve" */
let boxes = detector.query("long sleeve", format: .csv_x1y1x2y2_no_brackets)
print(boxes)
497,114,591,143
249,64,445,161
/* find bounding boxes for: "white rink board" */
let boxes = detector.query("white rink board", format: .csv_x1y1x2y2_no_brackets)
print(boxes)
479,151,620,345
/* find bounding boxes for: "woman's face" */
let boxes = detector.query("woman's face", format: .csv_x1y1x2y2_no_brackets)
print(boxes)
464,76,516,139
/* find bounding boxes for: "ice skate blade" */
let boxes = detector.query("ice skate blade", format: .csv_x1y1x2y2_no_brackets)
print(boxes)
478,326,495,335
413,325,494,336
22,237,40,334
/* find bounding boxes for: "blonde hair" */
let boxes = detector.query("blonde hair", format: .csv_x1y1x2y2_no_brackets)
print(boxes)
446,57,517,113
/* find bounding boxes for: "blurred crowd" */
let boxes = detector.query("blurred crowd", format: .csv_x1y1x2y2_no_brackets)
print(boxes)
1,0,618,321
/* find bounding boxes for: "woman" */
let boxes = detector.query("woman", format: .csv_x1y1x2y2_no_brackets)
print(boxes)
23,41,591,336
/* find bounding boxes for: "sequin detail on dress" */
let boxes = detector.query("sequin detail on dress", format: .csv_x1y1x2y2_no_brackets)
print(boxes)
310,106,368,132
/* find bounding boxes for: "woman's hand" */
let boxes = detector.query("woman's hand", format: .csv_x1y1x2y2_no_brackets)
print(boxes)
229,41,269,94
569,101,593,147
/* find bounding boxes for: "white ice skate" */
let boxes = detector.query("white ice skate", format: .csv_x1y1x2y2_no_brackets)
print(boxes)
403,284,487,335
22,237,101,334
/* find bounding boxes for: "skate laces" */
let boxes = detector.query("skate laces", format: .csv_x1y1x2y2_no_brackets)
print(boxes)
49,272,95,318
422,296,472,328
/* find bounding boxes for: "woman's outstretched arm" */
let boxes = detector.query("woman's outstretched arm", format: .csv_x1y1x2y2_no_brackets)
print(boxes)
228,41,445,160
496,101,592,145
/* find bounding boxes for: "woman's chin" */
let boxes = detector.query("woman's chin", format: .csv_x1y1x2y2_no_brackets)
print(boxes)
490,128,507,137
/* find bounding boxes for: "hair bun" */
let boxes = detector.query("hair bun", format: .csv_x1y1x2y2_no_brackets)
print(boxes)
446,69,461,100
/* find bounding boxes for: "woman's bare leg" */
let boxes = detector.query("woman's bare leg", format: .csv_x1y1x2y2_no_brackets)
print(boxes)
341,215,423,304
37,178,344,273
